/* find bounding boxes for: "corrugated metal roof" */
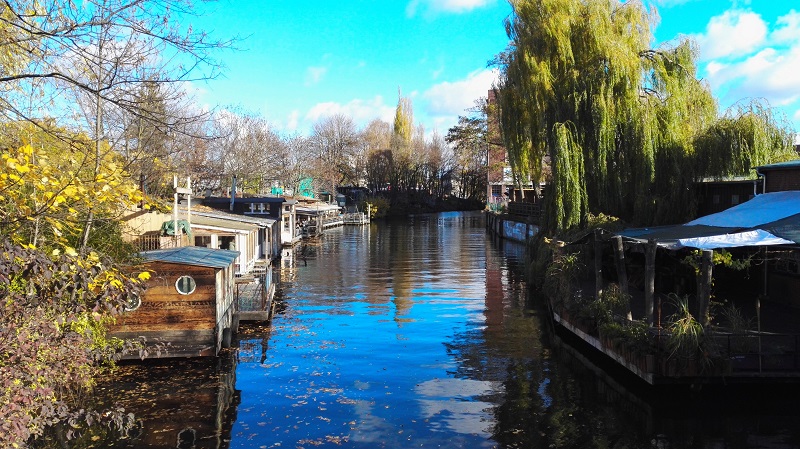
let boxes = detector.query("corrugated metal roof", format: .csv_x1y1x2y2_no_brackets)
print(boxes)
296,203,341,214
141,246,240,268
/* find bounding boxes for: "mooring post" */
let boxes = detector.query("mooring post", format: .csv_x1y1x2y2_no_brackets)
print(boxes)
612,235,632,320
644,239,657,326
594,229,603,302
698,250,713,326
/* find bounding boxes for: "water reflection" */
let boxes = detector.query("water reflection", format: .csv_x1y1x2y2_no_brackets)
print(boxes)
41,212,800,448
31,354,240,449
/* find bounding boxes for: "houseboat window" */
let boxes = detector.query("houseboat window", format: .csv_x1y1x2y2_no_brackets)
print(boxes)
175,275,197,295
731,194,740,205
124,294,141,312
195,235,212,247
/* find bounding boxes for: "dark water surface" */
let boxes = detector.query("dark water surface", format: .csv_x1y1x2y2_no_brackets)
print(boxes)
54,211,800,448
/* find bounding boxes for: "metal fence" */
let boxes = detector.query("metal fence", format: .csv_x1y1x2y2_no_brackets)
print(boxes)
709,333,800,372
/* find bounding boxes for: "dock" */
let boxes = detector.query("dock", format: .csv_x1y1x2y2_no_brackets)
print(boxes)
343,212,370,225
487,209,800,387
234,273,276,324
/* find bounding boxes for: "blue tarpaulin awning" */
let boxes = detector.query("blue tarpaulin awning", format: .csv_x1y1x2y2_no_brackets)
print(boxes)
618,191,800,250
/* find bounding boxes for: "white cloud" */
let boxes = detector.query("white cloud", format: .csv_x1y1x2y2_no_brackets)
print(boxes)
772,10,800,45
693,9,767,61
696,7,800,137
406,0,494,17
304,66,328,86
286,110,300,132
423,68,498,116
704,37,800,110
417,68,498,133
304,96,395,127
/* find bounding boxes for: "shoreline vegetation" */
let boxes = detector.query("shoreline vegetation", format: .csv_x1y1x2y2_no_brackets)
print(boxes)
4,0,799,446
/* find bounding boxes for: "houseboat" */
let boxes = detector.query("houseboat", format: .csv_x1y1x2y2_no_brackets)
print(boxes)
202,195,301,247
111,246,240,359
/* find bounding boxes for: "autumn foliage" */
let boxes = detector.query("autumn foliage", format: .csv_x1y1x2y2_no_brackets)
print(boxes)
0,241,147,446
0,124,152,447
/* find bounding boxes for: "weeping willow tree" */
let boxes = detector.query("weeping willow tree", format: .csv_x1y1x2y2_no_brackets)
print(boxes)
694,100,797,179
496,0,793,235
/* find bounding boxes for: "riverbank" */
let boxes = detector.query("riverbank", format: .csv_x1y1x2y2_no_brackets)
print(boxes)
485,210,539,243
372,192,484,217
486,210,800,387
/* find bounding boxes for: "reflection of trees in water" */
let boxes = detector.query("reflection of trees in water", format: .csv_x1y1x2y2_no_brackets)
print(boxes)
443,310,551,448
444,310,654,448
552,335,800,448
452,232,653,448
31,355,241,448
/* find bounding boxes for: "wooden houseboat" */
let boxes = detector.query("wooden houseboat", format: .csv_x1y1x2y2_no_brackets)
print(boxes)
296,201,343,237
202,195,301,247
187,208,280,275
111,246,240,359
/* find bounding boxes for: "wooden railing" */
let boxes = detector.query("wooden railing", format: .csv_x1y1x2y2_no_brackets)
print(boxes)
131,234,181,251
507,201,542,222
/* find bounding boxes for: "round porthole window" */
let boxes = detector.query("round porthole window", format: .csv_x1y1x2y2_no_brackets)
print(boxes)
175,275,196,295
124,294,141,312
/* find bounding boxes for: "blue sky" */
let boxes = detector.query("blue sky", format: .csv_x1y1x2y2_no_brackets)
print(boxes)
189,0,800,141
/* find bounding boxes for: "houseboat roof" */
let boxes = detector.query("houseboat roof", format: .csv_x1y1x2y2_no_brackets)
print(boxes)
182,207,277,227
190,215,259,232
141,246,240,269
756,159,800,172
203,196,297,206
296,203,341,215
618,191,800,250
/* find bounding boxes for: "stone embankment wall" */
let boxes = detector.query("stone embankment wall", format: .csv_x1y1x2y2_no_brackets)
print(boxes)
485,212,538,242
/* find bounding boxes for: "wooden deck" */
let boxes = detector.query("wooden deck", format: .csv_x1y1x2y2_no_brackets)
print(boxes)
343,212,370,225
554,307,800,386
235,275,276,323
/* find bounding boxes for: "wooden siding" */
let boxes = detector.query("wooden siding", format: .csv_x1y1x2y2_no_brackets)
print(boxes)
110,261,235,358
694,181,757,217
214,265,236,354
765,170,800,193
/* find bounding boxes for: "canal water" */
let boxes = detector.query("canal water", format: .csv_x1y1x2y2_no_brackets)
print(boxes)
46,211,800,448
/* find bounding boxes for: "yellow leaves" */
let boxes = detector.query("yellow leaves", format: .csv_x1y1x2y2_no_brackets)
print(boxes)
1,140,146,248
137,271,151,281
